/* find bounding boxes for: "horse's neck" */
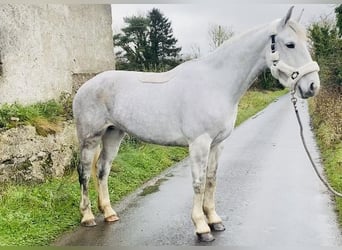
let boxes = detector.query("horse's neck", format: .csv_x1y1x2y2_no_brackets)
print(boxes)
202,24,270,104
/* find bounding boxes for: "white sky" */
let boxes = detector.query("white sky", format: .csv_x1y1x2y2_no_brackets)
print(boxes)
111,4,337,56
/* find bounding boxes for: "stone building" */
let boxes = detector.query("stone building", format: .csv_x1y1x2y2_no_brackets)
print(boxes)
0,4,115,104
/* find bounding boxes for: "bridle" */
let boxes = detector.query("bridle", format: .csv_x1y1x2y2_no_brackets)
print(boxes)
268,23,320,96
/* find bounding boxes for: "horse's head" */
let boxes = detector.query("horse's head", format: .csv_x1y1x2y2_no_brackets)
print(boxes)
266,6,320,99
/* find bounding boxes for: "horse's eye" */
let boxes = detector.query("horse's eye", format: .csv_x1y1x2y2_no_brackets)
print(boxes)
286,42,295,49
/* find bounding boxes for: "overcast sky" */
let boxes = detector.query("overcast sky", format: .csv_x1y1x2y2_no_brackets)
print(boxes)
111,4,337,56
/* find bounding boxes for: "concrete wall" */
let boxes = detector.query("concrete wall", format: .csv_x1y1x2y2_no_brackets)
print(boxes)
0,4,115,104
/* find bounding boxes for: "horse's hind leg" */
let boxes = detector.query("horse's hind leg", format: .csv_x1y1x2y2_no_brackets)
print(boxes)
96,127,125,222
189,134,213,242
78,135,101,227
203,142,225,232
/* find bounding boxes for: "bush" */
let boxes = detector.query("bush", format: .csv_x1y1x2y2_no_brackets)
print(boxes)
308,18,342,87
251,69,284,90
310,86,341,146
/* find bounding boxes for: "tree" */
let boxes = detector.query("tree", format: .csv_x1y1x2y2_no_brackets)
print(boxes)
208,24,234,51
148,8,182,69
113,8,181,71
113,15,150,71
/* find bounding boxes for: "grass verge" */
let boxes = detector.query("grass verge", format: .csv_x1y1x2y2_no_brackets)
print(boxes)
308,86,342,224
0,89,287,246
235,89,288,126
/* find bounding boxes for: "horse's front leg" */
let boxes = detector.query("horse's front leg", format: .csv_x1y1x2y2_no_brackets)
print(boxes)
189,134,213,242
203,142,225,232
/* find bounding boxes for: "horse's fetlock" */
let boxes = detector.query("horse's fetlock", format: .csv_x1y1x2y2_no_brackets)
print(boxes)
203,204,212,213
80,200,90,210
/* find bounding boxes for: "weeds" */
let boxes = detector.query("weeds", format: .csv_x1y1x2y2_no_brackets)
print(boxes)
59,92,74,121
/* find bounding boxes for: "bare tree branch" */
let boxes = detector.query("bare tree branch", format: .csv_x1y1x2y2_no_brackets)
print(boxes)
208,24,234,51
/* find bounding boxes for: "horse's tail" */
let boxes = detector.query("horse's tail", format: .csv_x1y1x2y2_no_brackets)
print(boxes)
91,146,101,192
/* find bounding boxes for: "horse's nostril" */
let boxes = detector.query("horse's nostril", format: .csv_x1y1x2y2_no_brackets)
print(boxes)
310,82,315,91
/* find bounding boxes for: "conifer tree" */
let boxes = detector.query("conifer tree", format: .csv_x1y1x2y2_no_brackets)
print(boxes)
114,8,181,71
148,8,181,69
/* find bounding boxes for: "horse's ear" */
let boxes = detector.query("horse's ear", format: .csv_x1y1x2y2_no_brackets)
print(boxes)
296,8,304,23
281,6,294,27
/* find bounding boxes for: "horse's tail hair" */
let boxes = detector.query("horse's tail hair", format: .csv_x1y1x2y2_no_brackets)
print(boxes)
91,146,101,192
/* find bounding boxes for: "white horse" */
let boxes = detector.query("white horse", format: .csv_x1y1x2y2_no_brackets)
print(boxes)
73,7,320,242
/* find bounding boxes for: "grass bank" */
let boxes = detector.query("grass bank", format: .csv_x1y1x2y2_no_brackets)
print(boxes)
309,86,342,224
0,99,67,136
0,89,287,246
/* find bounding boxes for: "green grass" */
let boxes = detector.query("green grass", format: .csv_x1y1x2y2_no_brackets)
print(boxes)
316,136,342,224
0,145,187,246
235,89,288,126
0,101,65,136
0,89,287,246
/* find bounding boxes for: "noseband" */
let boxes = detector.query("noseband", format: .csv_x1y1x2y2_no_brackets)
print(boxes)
269,26,320,95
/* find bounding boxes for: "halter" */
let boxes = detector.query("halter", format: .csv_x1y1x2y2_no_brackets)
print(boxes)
269,23,320,95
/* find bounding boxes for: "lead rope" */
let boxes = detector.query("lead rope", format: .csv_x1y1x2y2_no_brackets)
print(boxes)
290,91,342,198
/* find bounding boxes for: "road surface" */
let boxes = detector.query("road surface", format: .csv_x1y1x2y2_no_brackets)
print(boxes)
54,94,342,246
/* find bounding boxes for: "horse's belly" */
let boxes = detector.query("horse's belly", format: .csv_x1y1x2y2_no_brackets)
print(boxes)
112,109,187,146
123,125,188,147
131,132,188,147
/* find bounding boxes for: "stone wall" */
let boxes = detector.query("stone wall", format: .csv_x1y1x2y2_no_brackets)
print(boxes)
0,5,115,183
0,4,115,105
0,123,78,183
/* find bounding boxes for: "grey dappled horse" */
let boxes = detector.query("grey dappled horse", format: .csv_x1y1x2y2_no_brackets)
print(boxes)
73,7,320,242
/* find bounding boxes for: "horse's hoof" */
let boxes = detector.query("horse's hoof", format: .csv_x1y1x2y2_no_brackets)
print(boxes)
209,222,226,231
104,214,120,223
81,219,97,227
196,232,215,242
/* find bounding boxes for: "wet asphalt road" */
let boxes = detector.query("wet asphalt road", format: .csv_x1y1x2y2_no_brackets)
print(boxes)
54,94,342,246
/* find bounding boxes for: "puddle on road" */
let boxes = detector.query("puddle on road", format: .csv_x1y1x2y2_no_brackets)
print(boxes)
165,172,174,177
139,178,167,196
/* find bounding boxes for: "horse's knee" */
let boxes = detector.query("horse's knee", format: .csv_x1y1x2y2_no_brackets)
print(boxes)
193,180,205,194
206,176,216,188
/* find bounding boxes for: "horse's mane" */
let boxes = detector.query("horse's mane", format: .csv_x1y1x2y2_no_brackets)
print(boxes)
214,19,307,53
